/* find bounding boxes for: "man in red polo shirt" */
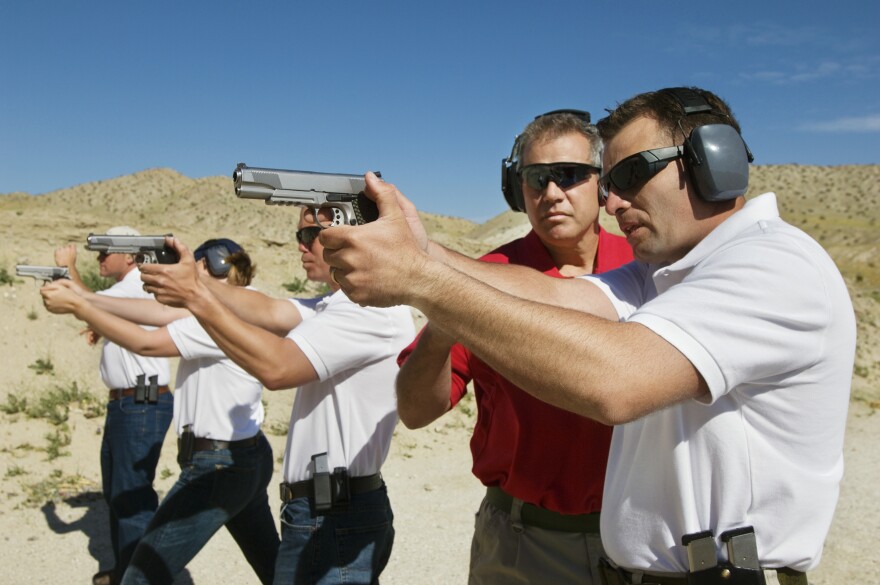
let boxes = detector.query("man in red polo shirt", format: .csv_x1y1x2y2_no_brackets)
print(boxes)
397,110,632,584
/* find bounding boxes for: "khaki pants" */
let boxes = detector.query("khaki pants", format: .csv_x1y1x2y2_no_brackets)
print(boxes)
469,496,605,585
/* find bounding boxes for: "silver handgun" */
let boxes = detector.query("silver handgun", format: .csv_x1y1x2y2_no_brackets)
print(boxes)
85,234,179,265
15,265,71,283
232,163,380,227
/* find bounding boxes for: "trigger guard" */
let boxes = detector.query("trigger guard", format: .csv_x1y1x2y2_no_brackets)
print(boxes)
312,207,346,228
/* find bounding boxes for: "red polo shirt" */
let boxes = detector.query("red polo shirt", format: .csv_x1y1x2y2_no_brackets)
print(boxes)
398,227,633,514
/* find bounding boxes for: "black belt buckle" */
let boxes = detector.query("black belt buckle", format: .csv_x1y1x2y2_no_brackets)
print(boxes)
177,427,194,466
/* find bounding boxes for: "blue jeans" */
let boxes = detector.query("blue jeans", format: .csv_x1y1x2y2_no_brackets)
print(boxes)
101,393,173,578
121,433,280,585
273,484,394,585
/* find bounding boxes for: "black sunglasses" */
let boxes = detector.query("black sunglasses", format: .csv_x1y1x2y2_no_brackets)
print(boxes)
598,145,684,200
295,226,323,248
519,163,601,192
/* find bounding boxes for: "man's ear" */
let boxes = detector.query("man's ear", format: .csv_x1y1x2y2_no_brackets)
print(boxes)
123,253,137,266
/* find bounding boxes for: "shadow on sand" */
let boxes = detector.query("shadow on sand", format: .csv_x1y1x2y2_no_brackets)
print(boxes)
41,492,194,584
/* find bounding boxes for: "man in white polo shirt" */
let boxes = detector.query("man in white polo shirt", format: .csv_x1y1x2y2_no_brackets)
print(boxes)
53,226,172,585
319,87,856,585
139,209,414,584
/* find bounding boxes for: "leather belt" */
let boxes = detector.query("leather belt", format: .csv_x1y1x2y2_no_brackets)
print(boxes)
181,432,263,453
600,559,807,585
280,472,383,502
486,486,600,533
108,385,170,401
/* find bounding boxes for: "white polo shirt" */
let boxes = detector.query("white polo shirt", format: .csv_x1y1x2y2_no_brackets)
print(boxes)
588,193,855,573
96,268,170,390
282,291,415,483
166,315,264,441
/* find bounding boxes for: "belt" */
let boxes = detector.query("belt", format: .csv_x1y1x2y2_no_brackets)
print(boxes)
280,472,383,502
108,385,170,401
485,486,600,533
181,432,263,453
601,561,808,585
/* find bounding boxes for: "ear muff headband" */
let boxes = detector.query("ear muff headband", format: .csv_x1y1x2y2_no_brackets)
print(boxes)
663,88,754,202
501,109,591,212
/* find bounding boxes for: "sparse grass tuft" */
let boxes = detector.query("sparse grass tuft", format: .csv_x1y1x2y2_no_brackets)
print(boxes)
0,393,28,415
265,420,289,436
5,465,27,478
80,266,114,292
159,467,174,480
44,425,72,460
282,278,308,294
21,469,96,507
28,357,55,376
27,309,39,321
23,382,106,425
0,267,17,286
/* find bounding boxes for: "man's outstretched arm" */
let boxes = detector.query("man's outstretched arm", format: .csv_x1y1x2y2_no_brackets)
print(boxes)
41,282,178,357
140,238,316,390
322,174,706,425
200,276,302,337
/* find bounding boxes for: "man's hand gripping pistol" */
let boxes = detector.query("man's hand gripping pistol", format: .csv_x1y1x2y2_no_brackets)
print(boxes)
233,163,380,227
85,234,180,265
15,265,71,283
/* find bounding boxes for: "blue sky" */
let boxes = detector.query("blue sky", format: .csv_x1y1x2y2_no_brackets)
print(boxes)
2,0,878,222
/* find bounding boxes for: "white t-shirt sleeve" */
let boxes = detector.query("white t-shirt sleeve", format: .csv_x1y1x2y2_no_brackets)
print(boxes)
287,298,399,381
581,261,656,321
166,316,226,360
628,237,830,403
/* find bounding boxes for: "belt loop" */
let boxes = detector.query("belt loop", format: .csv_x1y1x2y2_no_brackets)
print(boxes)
509,496,524,534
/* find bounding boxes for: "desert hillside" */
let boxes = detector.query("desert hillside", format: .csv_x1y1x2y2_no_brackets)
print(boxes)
0,165,877,584
3,164,877,403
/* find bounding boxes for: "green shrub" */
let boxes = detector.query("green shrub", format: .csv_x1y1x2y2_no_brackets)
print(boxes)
282,278,308,293
0,267,16,286
81,266,114,292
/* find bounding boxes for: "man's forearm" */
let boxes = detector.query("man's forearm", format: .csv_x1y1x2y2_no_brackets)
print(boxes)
88,294,189,326
72,301,173,356
427,241,602,312
405,260,700,425
184,284,316,389
202,277,301,336
396,326,455,429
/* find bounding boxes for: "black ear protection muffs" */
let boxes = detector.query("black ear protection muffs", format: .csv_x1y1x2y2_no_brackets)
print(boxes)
201,244,232,277
193,238,243,278
501,109,591,212
663,87,754,202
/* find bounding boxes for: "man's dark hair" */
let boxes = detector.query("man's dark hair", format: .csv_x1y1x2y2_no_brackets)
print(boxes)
597,87,742,145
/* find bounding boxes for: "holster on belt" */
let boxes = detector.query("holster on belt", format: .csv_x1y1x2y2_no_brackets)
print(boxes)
683,528,766,585
312,452,350,513
135,374,159,404
177,425,194,466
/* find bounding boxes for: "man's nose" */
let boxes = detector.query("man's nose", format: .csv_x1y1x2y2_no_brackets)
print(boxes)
604,190,630,215
541,181,566,202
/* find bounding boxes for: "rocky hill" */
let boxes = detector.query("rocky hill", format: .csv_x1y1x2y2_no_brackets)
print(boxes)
2,164,878,404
